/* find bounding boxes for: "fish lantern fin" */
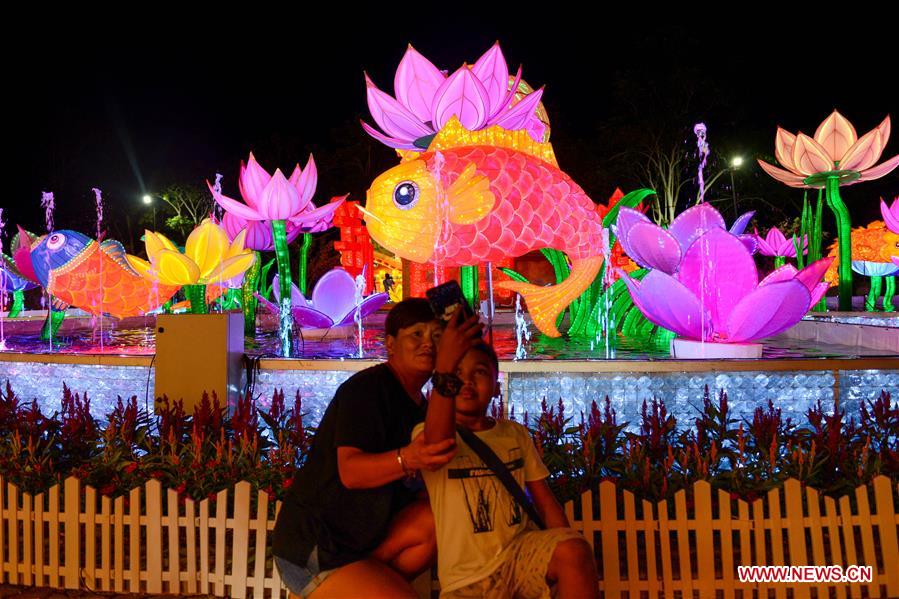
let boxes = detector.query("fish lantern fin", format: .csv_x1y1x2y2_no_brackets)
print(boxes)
447,162,496,225
396,149,421,164
496,255,604,337
427,116,559,168
100,239,141,277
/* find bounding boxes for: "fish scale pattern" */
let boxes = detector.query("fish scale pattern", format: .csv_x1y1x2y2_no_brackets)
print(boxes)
428,146,604,265
49,244,180,317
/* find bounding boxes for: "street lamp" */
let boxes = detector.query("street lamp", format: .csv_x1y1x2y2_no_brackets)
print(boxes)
142,194,156,231
729,156,743,217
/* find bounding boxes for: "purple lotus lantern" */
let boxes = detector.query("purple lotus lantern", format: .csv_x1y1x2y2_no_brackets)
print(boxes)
256,268,388,335
614,204,758,274
362,42,547,150
615,204,833,358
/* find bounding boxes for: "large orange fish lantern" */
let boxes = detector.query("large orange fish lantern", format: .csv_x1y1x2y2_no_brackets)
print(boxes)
360,118,607,337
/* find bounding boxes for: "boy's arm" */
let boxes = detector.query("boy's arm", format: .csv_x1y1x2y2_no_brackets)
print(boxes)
425,310,483,444
526,479,571,529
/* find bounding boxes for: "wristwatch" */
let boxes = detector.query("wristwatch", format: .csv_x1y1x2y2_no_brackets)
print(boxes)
431,372,463,397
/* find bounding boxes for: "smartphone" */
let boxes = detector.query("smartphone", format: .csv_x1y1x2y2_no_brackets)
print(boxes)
426,280,475,323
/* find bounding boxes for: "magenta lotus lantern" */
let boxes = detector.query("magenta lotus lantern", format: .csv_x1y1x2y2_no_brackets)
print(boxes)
615,204,833,358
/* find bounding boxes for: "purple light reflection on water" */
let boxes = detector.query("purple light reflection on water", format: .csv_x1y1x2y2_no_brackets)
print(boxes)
0,315,895,361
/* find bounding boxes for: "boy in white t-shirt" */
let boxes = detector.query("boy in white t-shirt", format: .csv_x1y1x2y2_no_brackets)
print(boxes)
415,310,598,598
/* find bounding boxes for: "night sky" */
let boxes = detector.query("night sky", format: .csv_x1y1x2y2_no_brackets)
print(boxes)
7,11,898,250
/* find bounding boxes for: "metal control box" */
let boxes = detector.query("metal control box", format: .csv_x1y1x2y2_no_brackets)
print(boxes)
154,312,244,411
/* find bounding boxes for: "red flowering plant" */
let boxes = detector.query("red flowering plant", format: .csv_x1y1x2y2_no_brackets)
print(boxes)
1,379,895,507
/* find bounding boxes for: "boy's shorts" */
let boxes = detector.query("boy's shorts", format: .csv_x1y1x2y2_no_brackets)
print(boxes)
441,528,585,599
274,548,337,598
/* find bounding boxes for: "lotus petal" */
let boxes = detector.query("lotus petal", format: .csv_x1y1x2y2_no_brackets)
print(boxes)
155,249,200,286
360,120,421,151
809,282,829,306
124,254,154,281
210,185,263,221
795,257,835,293
881,199,899,233
619,221,681,274
240,153,272,206
892,256,899,268
858,154,899,182
431,67,491,131
207,252,256,283
394,45,446,122
254,292,279,314
839,129,883,172
271,276,310,308
493,65,523,121
288,197,345,229
186,220,229,279
814,110,858,162
730,211,755,235
489,87,544,131
289,155,318,207
621,269,707,340
144,230,172,259
775,127,798,171
727,280,810,342
738,234,759,255
754,229,776,256
668,204,726,251
759,264,799,286
792,133,835,175
335,292,390,326
311,269,358,321
676,229,757,333
758,159,807,187
471,42,510,118
225,229,249,259
365,74,433,141
257,169,303,221
292,306,335,329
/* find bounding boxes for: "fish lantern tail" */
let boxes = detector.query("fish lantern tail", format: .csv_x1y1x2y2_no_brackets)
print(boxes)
497,256,603,337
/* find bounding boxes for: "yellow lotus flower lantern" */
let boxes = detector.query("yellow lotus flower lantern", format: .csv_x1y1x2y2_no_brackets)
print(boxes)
126,219,256,314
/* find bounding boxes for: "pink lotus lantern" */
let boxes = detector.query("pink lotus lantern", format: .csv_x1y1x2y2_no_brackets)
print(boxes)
209,153,343,242
754,227,807,267
362,42,547,150
615,204,833,358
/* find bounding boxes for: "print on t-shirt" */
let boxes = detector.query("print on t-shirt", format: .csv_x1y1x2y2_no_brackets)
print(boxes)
447,446,524,533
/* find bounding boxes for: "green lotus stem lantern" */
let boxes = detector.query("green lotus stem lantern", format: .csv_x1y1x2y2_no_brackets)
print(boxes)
9,290,24,318
884,276,896,312
298,233,312,295
758,111,899,312
825,175,853,309
460,265,479,314
865,276,883,312
272,219,294,356
242,251,262,335
40,304,66,341
184,284,208,314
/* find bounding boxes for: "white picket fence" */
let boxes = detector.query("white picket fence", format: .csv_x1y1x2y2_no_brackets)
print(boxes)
1,475,897,598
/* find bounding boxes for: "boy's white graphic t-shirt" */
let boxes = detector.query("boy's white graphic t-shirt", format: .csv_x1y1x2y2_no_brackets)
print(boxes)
412,419,549,593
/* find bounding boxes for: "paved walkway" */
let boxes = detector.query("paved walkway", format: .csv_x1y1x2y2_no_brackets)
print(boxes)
0,585,212,598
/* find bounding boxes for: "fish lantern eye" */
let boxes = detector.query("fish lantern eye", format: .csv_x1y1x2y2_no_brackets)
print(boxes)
47,233,66,251
393,181,419,210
